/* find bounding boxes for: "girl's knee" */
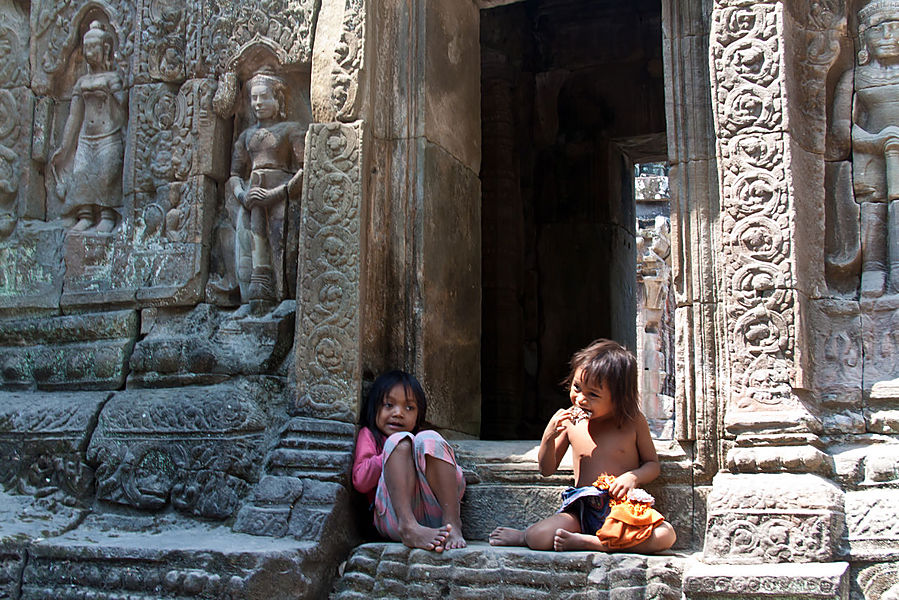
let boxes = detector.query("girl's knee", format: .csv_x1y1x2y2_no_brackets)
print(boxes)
383,433,414,463
413,430,455,461
412,429,448,448
387,431,414,445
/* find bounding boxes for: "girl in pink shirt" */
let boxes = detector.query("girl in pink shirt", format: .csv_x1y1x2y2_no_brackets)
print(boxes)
352,370,466,551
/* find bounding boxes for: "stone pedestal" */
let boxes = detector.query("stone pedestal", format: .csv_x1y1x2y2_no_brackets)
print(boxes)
703,474,844,565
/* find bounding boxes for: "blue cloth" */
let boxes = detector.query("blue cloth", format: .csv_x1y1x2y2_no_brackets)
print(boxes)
559,486,611,535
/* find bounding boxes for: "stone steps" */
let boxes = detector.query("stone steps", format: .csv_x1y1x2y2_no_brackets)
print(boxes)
330,542,689,600
329,439,698,599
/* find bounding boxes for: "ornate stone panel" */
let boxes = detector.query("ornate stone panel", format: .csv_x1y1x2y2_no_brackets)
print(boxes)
311,0,364,122
50,76,225,309
294,122,364,423
703,473,844,564
0,2,28,90
29,0,135,95
132,176,216,305
684,561,850,600
0,391,107,502
846,489,899,561
711,0,806,427
0,87,40,235
200,0,317,76
0,310,137,390
87,384,270,519
133,0,191,85
126,79,228,195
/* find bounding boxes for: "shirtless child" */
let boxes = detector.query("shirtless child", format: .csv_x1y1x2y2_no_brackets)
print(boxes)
490,339,676,553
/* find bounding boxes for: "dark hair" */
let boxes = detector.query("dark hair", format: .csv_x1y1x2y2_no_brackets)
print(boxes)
360,370,428,444
563,338,639,427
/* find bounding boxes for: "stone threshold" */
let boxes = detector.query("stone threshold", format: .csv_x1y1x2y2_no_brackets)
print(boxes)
332,541,691,600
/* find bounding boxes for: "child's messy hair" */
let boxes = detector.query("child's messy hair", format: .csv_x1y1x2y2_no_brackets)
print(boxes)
563,338,639,427
360,370,428,444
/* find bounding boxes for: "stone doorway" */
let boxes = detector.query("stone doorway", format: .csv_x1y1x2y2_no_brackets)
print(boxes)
479,0,668,439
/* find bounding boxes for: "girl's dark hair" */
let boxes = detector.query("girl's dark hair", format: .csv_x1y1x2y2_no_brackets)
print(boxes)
562,338,639,427
360,370,428,444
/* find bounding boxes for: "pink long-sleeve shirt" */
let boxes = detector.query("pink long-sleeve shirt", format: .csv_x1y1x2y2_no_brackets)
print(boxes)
352,426,384,502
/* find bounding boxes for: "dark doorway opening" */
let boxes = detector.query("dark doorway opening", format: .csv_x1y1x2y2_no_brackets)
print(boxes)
480,0,667,439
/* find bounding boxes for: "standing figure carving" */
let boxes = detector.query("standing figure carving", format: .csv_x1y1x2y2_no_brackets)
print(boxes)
221,69,306,303
50,21,125,233
832,1,899,297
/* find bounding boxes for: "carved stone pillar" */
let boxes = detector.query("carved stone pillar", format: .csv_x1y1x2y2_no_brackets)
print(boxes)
293,122,365,424
684,1,850,596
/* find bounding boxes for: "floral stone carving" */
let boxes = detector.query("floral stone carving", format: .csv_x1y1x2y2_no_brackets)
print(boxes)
294,122,364,423
704,473,844,564
87,384,269,519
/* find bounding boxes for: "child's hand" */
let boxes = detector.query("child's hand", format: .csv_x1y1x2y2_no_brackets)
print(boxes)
548,408,576,434
608,472,638,500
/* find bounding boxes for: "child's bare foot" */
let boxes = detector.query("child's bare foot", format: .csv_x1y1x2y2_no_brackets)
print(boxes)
553,528,608,552
399,522,450,552
442,522,467,550
489,526,526,546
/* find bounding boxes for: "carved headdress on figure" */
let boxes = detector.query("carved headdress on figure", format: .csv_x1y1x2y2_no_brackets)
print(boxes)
857,0,899,63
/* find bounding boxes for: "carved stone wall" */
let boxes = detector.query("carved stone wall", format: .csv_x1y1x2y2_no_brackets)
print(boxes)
0,1,362,599
1,0,898,599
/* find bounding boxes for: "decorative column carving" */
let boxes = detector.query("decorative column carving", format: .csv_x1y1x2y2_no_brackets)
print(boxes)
684,2,849,595
294,122,365,423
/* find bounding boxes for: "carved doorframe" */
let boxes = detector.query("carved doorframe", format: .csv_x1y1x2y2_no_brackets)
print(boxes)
660,0,725,483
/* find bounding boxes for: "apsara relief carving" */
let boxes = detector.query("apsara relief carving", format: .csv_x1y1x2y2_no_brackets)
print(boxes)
50,21,126,233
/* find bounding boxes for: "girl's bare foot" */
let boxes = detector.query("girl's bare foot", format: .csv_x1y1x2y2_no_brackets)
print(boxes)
489,526,526,546
443,522,467,550
399,522,450,552
553,528,608,552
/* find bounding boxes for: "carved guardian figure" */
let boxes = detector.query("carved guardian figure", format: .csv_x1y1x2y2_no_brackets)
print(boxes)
833,1,899,296
218,69,306,303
